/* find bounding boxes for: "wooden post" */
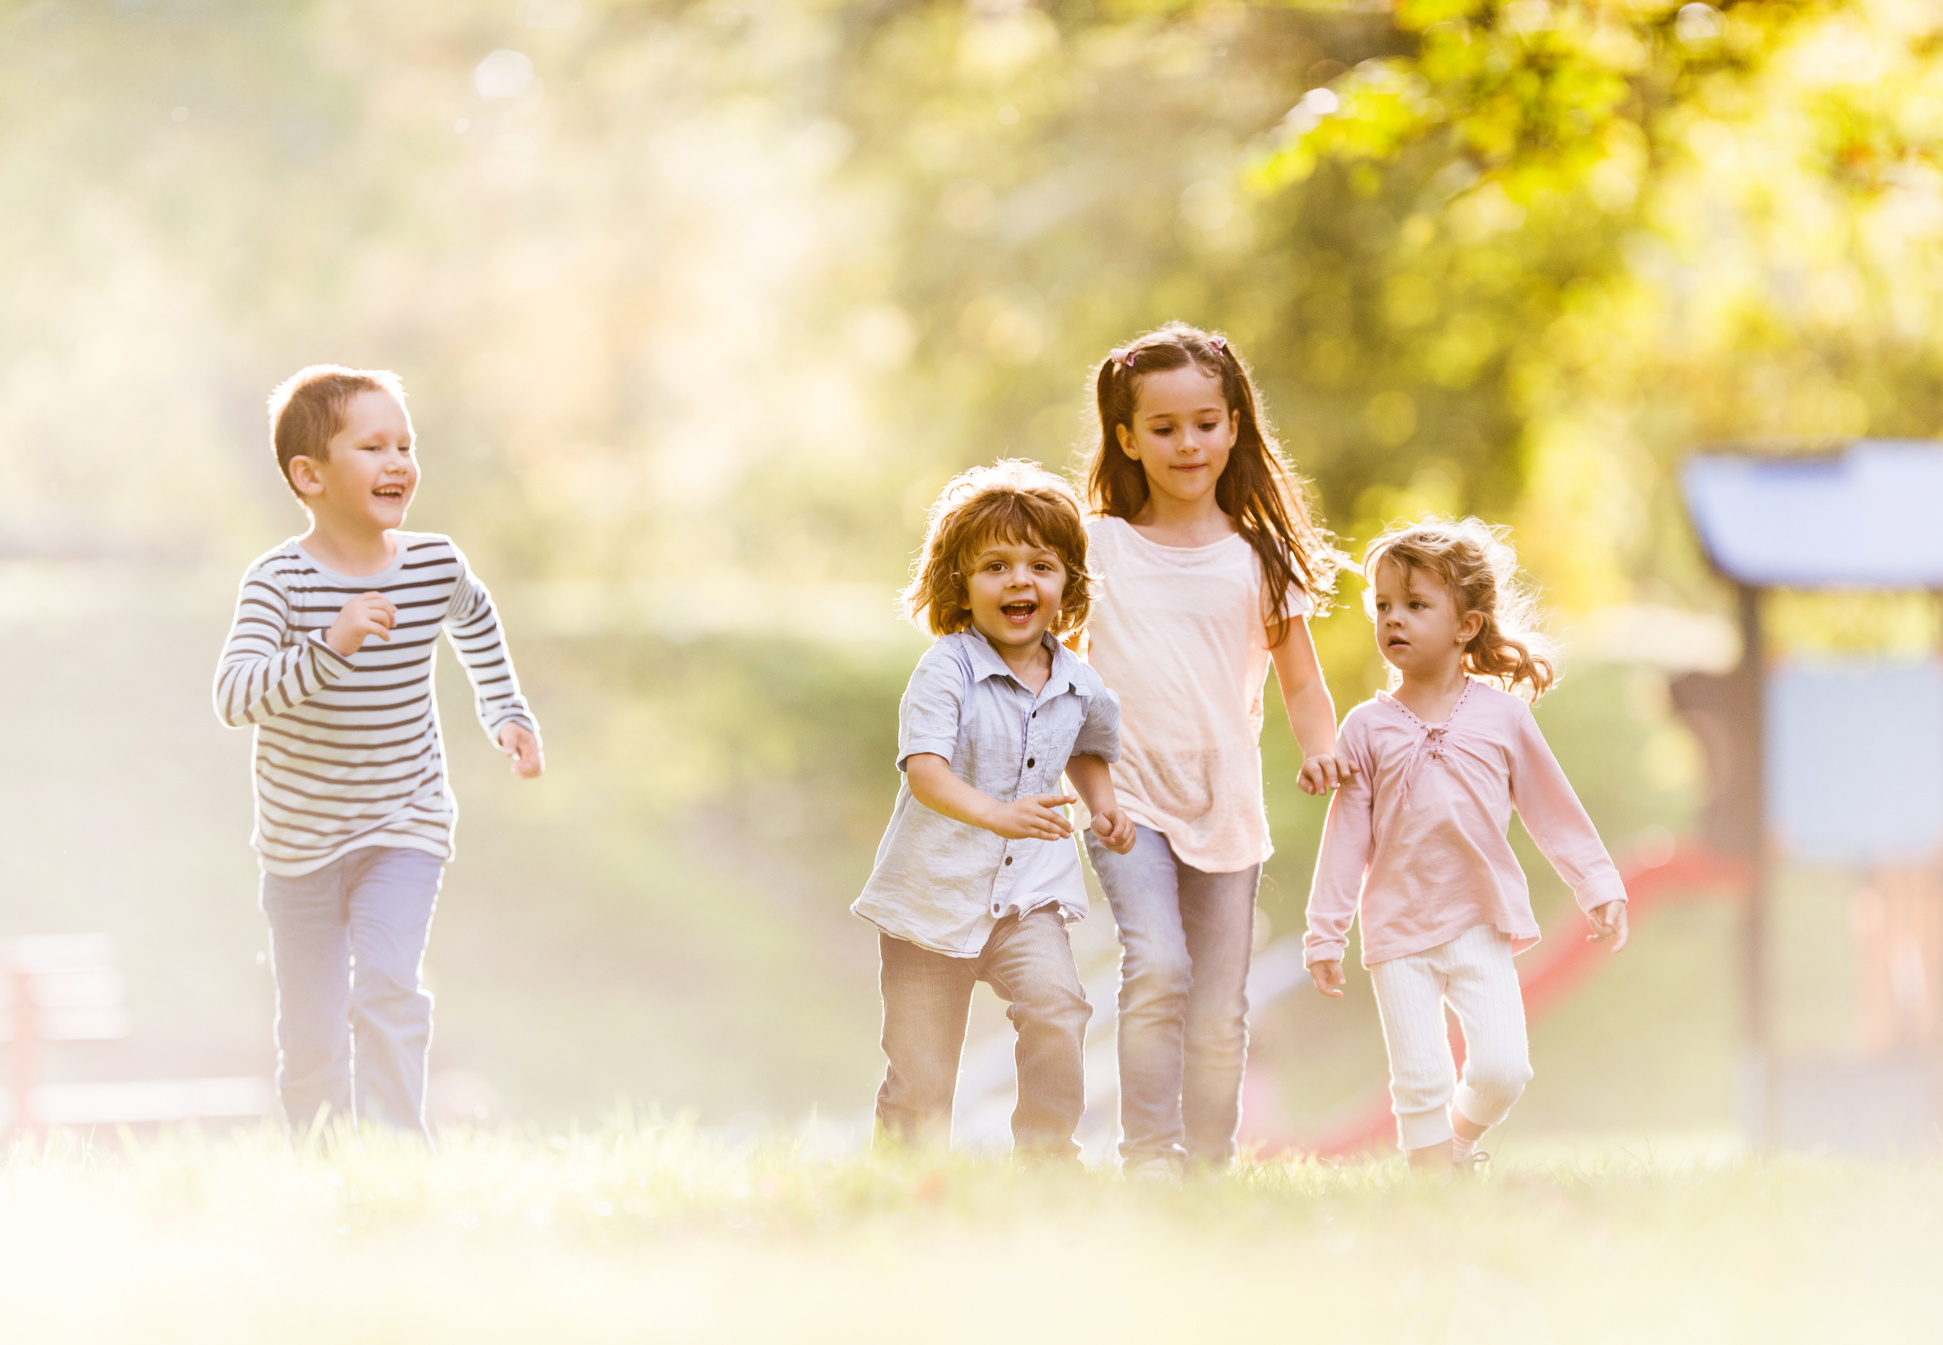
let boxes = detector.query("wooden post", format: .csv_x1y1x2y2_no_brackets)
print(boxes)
1738,583,1772,1150
7,967,38,1136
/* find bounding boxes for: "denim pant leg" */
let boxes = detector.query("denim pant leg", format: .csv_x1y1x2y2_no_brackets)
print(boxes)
874,933,978,1150
1087,825,1194,1164
978,907,1092,1159
261,860,355,1132
344,847,443,1138
1177,860,1261,1165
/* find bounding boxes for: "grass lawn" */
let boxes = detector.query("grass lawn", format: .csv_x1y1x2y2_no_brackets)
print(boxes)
1,1121,1937,1344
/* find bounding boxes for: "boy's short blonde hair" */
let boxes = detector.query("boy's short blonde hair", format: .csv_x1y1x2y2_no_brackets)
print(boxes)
267,365,408,497
903,460,1093,638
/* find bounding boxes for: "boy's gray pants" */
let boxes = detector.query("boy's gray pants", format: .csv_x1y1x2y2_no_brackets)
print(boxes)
260,845,444,1139
873,906,1092,1160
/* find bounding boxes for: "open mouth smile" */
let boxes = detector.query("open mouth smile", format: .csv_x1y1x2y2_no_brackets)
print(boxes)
1000,600,1039,624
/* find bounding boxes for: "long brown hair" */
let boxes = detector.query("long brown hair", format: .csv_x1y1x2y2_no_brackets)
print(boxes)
1363,517,1558,700
1087,322,1340,646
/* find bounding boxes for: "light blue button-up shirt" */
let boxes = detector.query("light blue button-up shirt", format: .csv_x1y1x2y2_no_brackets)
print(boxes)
852,629,1121,958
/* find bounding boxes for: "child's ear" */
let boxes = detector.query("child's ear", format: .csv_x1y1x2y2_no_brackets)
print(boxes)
287,456,327,498
1458,610,1485,645
1115,421,1139,460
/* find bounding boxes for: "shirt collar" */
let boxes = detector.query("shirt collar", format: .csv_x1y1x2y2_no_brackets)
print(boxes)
1375,676,1476,730
961,628,1088,698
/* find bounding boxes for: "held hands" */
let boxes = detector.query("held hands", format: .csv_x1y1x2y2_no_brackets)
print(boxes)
497,722,544,779
986,793,1078,842
1088,807,1136,855
325,591,397,658
1586,899,1629,951
1297,751,1358,797
1308,959,1347,998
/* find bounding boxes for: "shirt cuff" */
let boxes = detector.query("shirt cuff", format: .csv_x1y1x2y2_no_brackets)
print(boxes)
1575,870,1630,912
307,631,354,675
1302,935,1347,967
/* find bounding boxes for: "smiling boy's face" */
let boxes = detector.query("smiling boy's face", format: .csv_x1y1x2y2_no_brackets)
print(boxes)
289,388,419,534
962,532,1067,659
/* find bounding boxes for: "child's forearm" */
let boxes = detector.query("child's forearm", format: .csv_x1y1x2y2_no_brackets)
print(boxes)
1064,753,1118,817
1270,622,1340,759
1283,675,1340,758
905,753,1003,831
213,636,350,728
445,574,538,741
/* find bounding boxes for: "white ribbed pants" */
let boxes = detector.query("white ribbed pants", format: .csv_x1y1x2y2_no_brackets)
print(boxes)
1368,923,1533,1151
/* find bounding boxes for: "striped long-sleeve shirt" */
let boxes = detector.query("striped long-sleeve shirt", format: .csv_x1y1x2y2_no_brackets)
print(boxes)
213,532,538,877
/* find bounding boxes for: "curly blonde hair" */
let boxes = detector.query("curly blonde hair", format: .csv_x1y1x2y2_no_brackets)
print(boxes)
1363,516,1558,700
903,459,1092,638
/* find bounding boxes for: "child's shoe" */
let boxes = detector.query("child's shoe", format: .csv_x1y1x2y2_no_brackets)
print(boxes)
1125,1155,1184,1186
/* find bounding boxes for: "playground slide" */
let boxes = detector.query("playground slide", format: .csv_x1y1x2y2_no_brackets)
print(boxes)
1246,846,1752,1160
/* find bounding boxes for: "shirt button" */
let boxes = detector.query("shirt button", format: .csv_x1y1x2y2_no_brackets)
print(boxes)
1004,856,1013,865
1027,757,1035,768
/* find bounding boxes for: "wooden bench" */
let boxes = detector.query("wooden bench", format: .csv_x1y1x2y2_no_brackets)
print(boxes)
1,934,273,1131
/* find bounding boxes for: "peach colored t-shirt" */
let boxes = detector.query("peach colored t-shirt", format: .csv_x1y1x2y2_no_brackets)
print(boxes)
1082,516,1312,874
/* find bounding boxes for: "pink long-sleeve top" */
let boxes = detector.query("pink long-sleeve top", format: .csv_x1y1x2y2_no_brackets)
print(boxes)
1303,679,1628,969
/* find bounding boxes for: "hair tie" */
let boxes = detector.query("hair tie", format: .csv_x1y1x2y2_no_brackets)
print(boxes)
1207,334,1228,356
1110,346,1137,371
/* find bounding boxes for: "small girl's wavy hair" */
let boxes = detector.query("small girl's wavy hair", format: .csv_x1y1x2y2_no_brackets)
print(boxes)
1364,516,1558,700
903,459,1092,638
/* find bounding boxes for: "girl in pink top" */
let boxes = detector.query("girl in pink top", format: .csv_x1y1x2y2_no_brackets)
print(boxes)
1081,323,1353,1178
1305,518,1630,1173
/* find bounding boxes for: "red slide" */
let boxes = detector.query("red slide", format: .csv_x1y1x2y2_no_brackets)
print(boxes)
1247,846,1752,1160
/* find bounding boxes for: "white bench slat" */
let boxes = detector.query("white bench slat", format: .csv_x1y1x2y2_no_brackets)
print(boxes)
0,935,116,974
0,1077,274,1127
0,965,125,1008
0,1003,132,1042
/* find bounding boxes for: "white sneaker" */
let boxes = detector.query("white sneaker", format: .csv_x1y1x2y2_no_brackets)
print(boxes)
1126,1156,1183,1186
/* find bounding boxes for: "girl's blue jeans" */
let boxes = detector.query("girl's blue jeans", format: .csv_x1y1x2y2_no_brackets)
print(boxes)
1086,825,1260,1170
259,845,443,1139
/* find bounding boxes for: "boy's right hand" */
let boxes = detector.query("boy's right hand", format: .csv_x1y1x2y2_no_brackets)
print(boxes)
985,794,1077,842
1308,959,1346,998
326,591,397,658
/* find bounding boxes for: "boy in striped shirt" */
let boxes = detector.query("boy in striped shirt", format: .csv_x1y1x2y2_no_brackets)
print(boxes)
214,365,542,1138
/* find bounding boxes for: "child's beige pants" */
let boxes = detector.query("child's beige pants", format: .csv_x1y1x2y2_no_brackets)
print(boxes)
1368,923,1533,1151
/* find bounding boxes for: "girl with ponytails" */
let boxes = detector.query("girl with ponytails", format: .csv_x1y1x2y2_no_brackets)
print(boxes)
1081,321,1350,1179
1304,518,1629,1174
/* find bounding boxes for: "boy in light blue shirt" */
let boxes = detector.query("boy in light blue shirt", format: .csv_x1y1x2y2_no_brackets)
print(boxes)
854,460,1133,1161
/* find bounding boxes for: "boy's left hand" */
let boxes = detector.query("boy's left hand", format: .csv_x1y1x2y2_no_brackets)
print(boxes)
1587,899,1628,951
1089,807,1136,855
1297,752,1357,796
498,722,545,779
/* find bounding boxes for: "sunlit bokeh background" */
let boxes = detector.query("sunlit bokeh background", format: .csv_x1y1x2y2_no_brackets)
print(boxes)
6,0,1943,1152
